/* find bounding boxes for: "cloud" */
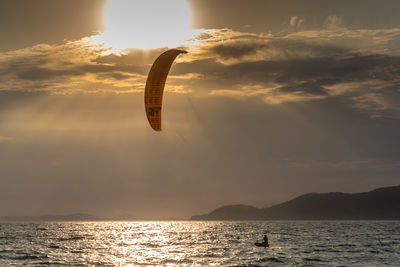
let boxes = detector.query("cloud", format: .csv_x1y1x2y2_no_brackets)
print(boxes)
1,24,400,116
0,39,205,95
0,40,152,93
16,67,84,81
352,93,388,118
177,47,400,107
290,16,305,27
324,15,343,29
175,27,400,114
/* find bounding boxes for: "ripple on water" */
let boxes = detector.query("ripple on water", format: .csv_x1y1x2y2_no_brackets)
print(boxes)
57,236,84,242
259,256,285,263
12,254,48,260
303,256,325,262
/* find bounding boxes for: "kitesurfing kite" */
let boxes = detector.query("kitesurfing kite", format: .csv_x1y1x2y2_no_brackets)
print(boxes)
144,49,187,131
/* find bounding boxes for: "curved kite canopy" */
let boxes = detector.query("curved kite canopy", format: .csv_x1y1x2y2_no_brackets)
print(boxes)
144,49,187,131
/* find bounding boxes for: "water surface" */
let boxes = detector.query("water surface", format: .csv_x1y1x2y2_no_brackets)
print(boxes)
0,221,399,266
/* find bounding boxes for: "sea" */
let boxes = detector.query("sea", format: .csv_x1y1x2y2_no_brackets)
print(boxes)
0,221,399,266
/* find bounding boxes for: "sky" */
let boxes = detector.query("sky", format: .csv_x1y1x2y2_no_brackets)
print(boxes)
0,0,400,219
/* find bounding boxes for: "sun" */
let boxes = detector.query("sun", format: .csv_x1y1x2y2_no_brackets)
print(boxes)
95,0,195,50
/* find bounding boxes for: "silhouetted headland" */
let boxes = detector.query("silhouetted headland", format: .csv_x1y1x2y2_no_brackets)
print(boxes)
191,185,400,220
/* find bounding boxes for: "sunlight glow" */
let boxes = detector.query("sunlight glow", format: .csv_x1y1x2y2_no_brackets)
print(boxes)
95,0,196,50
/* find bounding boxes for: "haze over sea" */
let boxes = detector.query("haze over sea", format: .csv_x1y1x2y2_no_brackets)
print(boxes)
1,221,399,266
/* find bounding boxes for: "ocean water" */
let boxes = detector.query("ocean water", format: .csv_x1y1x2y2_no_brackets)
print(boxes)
0,221,399,266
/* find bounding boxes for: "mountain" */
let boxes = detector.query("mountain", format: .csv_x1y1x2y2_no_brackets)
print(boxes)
0,213,101,222
191,185,400,220
0,213,143,222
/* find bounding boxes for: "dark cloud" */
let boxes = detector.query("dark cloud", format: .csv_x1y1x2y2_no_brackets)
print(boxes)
278,82,328,96
174,33,400,117
0,47,178,86
97,72,133,81
77,64,146,76
212,43,267,59
175,52,400,97
17,67,83,81
211,39,346,61
273,54,400,83
173,31,400,112
0,51,147,83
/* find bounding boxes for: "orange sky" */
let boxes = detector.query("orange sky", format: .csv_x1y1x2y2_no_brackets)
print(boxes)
0,0,400,218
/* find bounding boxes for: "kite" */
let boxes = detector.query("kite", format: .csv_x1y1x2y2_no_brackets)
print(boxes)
144,49,187,131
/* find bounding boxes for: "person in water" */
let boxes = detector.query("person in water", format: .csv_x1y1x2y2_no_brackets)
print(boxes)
263,234,269,245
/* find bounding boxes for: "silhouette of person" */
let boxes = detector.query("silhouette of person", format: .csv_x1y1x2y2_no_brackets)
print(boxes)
263,234,268,245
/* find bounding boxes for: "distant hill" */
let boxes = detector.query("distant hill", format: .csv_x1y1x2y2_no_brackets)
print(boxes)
0,213,101,222
191,185,400,220
0,213,142,222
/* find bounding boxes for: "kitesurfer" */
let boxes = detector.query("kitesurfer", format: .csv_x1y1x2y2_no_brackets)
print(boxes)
254,233,269,248
263,234,269,245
